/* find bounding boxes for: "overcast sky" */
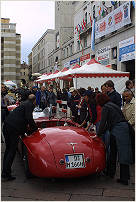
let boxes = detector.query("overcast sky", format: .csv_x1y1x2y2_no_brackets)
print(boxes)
1,1,55,63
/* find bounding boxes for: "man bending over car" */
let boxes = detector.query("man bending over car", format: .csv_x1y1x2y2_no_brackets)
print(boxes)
2,94,38,181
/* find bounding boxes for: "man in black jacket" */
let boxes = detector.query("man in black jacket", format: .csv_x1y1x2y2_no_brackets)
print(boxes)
2,94,38,181
68,87,81,123
105,80,122,108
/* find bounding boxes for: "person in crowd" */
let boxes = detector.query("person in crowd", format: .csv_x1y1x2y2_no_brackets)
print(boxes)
100,83,110,163
30,86,38,95
62,88,68,101
122,89,135,163
91,88,94,92
56,88,62,108
96,93,132,185
76,88,88,126
47,86,57,116
15,79,30,103
101,83,108,94
57,88,62,100
132,79,135,96
6,89,16,105
39,85,48,110
125,80,135,97
122,89,135,129
2,94,38,181
66,88,71,99
78,90,97,129
61,88,68,109
94,87,101,97
31,86,41,107
68,87,80,123
87,86,92,92
105,80,122,108
1,84,10,143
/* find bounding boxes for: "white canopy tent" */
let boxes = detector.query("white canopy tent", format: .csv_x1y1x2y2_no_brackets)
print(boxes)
35,59,129,93
69,59,129,94
4,80,17,89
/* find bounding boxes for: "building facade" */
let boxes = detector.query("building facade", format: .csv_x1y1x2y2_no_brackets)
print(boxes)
30,1,135,80
20,62,29,83
1,18,21,84
32,29,55,74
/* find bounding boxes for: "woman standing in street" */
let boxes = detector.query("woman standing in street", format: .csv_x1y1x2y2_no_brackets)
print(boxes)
96,93,132,185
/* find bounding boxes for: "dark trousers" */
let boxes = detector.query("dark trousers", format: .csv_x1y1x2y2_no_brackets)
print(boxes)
107,134,130,181
2,123,19,177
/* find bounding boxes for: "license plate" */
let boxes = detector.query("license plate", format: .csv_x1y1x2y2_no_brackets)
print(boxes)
65,154,85,169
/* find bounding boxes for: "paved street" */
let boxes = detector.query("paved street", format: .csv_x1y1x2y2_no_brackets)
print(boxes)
1,142,135,201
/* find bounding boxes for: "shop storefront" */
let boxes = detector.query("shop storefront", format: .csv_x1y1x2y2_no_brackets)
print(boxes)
119,36,135,80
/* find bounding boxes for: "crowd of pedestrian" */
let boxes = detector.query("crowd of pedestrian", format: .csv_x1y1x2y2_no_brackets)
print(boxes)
1,78,135,185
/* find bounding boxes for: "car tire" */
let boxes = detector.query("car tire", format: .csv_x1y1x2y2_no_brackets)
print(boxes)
23,145,34,178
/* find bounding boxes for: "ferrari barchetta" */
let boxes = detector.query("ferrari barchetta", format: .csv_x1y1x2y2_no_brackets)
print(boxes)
7,105,106,178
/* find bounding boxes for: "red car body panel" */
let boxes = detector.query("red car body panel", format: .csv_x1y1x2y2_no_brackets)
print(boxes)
22,120,106,178
7,105,106,178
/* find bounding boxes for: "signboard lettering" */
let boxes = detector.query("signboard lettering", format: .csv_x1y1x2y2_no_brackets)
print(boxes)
95,2,131,39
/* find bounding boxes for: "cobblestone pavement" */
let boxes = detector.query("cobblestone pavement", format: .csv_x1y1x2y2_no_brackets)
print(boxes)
1,142,135,201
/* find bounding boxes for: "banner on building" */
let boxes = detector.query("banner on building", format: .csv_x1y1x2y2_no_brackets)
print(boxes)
80,53,90,62
70,58,80,65
64,61,70,69
119,36,135,62
91,19,95,51
95,2,131,39
96,46,110,65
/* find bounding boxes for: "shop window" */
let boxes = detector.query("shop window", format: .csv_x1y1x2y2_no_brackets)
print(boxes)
112,64,117,70
112,47,117,59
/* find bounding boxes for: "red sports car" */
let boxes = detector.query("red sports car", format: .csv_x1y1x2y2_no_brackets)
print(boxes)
8,105,106,178
19,117,106,178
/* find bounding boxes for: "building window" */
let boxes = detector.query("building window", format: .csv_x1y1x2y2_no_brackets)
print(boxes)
64,49,65,58
77,41,80,51
85,12,87,25
55,56,58,62
84,37,87,48
24,72,25,75
67,47,69,57
70,45,72,56
112,47,117,59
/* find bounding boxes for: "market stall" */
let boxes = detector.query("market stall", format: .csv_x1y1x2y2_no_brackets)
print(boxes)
59,59,129,94
72,59,129,93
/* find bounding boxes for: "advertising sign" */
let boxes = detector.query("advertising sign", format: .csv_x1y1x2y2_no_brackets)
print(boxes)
64,61,70,69
95,2,131,39
119,36,135,62
70,58,80,65
96,46,110,65
80,53,90,62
